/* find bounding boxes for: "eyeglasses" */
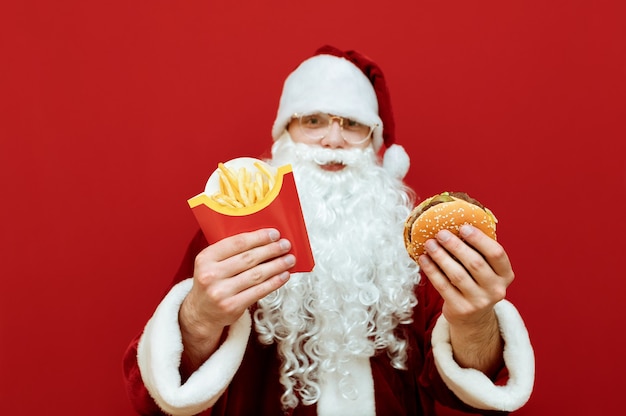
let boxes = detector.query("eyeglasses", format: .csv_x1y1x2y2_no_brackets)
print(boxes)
293,113,378,145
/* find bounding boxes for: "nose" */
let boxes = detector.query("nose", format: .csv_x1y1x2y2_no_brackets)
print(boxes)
320,119,346,148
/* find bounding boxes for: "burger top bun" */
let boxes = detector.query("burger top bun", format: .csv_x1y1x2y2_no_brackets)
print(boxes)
403,191,498,261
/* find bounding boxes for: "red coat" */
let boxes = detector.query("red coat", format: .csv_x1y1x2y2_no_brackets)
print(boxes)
123,230,526,416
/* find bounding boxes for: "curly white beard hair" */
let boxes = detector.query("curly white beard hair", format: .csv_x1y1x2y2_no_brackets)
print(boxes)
253,133,421,410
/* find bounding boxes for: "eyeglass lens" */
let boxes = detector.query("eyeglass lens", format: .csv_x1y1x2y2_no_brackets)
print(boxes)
298,113,373,144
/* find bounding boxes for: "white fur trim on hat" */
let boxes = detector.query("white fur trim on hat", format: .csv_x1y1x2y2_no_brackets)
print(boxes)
137,278,252,416
272,54,384,150
431,299,535,411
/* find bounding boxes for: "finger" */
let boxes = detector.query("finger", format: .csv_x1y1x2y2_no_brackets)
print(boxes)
191,248,295,320
196,236,292,293
422,237,480,295
458,225,514,282
193,229,287,288
418,253,465,303
231,254,296,306
201,228,281,263
234,272,291,311
433,228,512,304
434,230,495,286
224,239,294,284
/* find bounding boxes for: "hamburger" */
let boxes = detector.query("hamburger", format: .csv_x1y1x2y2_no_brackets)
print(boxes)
403,191,498,261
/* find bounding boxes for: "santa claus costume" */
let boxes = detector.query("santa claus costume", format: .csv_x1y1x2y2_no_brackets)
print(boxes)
123,45,534,416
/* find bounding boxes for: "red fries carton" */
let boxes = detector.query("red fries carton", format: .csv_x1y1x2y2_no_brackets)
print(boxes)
187,157,314,273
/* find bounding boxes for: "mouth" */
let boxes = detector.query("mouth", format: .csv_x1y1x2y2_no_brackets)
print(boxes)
319,162,346,171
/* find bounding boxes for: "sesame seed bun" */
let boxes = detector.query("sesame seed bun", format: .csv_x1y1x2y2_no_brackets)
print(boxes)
403,192,498,261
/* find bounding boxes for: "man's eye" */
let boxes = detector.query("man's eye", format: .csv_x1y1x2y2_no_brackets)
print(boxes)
302,115,324,126
346,118,363,128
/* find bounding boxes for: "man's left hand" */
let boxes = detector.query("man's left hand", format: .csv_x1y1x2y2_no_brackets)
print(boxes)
417,224,513,374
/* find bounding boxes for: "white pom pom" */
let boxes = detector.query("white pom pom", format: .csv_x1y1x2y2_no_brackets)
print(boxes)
382,144,410,179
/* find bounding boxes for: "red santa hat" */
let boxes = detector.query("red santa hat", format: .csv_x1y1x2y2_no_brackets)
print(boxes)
272,45,410,179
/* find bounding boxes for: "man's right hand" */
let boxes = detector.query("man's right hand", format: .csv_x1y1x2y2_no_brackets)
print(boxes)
178,228,295,371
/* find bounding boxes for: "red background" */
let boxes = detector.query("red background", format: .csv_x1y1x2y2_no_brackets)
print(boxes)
1,1,624,414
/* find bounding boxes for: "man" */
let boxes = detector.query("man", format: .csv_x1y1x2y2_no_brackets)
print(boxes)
124,45,534,415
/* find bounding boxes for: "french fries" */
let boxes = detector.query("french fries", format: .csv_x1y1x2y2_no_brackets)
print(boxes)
209,161,277,208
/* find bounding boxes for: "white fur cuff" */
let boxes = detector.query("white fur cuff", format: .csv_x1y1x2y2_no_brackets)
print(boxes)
137,278,252,416
431,300,535,411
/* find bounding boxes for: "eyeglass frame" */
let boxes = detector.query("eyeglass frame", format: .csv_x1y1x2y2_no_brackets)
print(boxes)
291,112,378,145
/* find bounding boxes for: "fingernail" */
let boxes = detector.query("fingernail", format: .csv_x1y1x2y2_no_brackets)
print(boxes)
460,224,473,238
279,239,291,251
437,229,452,242
268,229,280,241
285,254,296,267
424,239,438,252
279,271,290,282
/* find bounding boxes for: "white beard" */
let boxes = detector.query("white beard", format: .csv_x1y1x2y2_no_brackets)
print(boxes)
253,133,420,409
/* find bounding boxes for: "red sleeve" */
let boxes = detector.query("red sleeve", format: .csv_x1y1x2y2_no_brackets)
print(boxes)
122,230,209,415
415,276,509,415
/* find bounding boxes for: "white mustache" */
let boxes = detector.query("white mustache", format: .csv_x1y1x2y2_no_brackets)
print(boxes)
294,144,375,168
